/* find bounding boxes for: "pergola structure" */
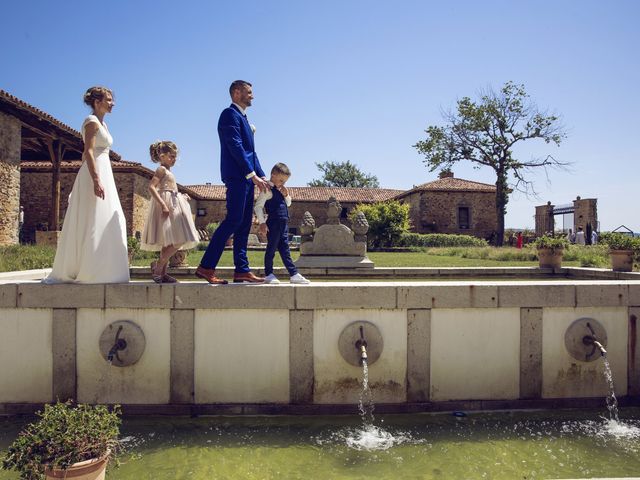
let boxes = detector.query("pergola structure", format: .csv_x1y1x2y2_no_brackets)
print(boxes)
0,89,121,232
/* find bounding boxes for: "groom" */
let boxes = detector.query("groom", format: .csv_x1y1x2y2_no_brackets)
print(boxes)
196,80,269,284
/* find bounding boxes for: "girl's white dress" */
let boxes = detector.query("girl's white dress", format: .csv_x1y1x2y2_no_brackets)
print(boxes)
43,115,130,284
140,168,200,251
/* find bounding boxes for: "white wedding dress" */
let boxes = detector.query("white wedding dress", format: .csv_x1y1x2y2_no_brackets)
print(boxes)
43,115,130,284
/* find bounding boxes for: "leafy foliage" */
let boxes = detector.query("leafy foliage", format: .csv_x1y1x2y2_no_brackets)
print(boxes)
2,402,121,479
533,234,569,251
414,81,568,245
397,233,488,248
349,201,409,249
603,232,637,251
308,161,379,188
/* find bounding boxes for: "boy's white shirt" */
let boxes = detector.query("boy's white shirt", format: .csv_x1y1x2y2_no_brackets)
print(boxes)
254,181,292,224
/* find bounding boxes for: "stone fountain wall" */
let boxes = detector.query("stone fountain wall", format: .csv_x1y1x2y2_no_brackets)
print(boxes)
0,279,639,413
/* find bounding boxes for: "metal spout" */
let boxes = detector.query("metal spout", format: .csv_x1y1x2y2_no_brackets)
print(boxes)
355,325,368,364
107,325,127,363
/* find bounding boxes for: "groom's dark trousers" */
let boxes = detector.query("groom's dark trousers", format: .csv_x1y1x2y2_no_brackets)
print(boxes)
200,104,265,273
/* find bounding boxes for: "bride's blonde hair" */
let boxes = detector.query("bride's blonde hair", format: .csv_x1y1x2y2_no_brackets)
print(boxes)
149,140,179,163
83,86,113,109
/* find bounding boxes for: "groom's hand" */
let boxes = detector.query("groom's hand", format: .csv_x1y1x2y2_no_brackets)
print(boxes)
252,175,269,192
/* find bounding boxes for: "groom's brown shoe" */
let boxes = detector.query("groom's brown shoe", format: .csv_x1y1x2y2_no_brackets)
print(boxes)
195,265,228,284
233,271,265,283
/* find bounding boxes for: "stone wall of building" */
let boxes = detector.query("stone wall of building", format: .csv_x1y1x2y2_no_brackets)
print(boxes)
403,190,497,239
131,173,151,238
194,200,227,231
0,112,21,245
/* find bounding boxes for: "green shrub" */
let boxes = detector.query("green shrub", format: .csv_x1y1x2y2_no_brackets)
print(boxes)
2,402,121,479
398,233,488,248
350,201,410,249
205,222,219,238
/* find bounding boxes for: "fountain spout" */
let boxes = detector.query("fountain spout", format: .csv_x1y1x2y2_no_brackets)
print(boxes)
355,326,368,364
107,325,127,363
583,322,607,358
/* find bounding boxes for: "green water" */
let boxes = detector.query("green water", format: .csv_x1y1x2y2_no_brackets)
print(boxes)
2,409,640,479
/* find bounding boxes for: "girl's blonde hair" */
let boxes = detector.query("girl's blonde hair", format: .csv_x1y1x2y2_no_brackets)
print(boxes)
83,86,113,109
149,140,179,163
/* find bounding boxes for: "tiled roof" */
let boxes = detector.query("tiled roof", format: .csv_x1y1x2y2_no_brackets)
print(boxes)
397,176,496,197
0,89,80,137
185,184,404,203
21,160,201,198
0,88,122,161
21,159,150,172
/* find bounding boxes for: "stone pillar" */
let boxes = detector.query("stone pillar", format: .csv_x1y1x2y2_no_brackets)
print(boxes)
534,201,554,236
0,112,21,246
573,196,598,232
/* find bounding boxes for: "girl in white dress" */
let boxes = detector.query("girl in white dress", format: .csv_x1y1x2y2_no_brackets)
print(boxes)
43,86,129,284
141,141,199,283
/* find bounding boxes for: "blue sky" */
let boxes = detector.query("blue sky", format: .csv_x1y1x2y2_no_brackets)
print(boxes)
2,0,638,231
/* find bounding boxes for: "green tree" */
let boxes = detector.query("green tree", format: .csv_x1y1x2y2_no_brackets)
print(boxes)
414,82,568,246
308,160,379,188
350,200,410,249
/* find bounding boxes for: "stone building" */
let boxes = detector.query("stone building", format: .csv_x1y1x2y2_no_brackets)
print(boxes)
394,171,498,239
2,89,500,246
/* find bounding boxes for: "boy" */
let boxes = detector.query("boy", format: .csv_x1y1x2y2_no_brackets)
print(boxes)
254,163,310,284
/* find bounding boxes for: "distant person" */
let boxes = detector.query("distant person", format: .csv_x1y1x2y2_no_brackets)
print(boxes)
566,228,575,244
43,86,129,284
516,231,523,249
196,80,269,284
591,230,598,245
141,141,200,283
254,162,310,284
18,205,24,243
575,226,586,245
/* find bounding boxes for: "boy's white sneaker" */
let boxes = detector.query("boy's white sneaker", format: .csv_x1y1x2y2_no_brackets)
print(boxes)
264,273,280,284
290,273,310,284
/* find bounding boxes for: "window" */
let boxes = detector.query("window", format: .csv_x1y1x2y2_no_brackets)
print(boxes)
458,207,470,229
197,208,207,217
341,207,348,218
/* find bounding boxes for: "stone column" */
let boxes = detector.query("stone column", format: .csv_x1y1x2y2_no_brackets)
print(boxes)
535,202,554,236
0,112,21,246
573,196,598,232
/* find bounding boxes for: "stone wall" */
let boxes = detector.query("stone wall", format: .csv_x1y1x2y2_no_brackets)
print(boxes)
0,112,21,245
402,190,497,238
535,202,555,236
20,168,151,241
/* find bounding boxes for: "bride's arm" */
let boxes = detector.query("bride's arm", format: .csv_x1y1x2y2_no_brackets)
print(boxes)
82,122,104,199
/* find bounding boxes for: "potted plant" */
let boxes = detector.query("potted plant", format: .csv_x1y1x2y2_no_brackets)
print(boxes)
533,235,568,269
606,233,635,272
2,402,121,480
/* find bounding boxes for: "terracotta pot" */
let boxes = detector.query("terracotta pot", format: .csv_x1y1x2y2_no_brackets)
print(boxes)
610,249,634,272
537,247,563,269
44,451,109,480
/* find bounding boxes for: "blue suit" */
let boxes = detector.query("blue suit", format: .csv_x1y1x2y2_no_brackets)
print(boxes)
200,104,265,272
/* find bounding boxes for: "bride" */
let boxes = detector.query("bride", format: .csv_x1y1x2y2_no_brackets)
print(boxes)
43,86,129,284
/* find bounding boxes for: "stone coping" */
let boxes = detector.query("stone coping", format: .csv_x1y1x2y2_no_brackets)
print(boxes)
1,396,639,416
1,275,639,309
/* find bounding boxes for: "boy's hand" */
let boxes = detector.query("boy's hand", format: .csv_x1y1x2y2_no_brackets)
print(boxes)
278,185,289,197
259,223,268,235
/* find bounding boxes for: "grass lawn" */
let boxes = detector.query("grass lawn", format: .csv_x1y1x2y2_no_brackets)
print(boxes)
0,244,608,272
136,249,576,268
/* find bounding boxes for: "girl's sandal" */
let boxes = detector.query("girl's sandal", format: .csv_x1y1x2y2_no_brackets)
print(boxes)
161,262,178,283
151,261,163,284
